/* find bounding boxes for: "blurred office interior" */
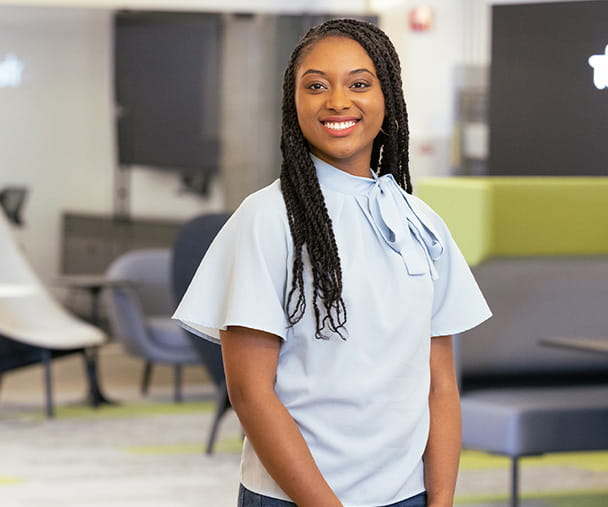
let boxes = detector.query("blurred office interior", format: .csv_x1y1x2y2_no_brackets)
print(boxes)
0,0,496,286
1,0,607,506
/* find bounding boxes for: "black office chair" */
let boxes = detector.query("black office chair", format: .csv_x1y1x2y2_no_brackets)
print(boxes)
172,212,232,454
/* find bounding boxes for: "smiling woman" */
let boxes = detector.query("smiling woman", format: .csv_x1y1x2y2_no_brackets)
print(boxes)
295,37,385,178
174,18,491,507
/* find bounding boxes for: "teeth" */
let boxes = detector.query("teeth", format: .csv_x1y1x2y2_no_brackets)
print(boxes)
324,120,357,130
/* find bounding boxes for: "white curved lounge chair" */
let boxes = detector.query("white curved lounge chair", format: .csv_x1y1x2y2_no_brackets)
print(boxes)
0,210,106,417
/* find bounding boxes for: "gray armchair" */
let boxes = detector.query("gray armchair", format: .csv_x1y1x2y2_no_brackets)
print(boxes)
104,248,201,402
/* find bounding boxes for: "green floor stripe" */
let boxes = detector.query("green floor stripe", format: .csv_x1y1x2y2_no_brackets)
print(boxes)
527,451,608,472
214,435,244,454
126,443,208,455
125,436,243,455
460,450,510,470
27,400,215,421
460,450,608,472
455,490,608,506
0,477,23,486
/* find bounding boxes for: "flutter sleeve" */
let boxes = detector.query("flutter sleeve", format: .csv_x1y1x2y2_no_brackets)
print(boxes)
172,185,291,343
412,197,492,337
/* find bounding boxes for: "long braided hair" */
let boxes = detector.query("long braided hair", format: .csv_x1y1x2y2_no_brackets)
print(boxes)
280,18,411,340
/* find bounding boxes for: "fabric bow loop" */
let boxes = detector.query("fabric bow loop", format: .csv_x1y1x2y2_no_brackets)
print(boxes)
366,173,443,279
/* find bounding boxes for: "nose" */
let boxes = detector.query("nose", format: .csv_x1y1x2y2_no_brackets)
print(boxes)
325,86,351,111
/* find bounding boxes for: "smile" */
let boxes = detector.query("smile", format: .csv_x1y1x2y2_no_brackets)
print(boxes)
322,120,359,130
320,119,360,137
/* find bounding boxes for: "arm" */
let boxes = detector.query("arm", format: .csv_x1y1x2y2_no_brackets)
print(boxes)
423,335,462,507
220,326,342,507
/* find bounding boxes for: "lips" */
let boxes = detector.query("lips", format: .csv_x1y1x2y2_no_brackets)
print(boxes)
320,117,360,136
323,120,358,130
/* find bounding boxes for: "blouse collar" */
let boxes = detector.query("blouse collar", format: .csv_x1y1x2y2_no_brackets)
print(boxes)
310,153,445,280
312,154,376,196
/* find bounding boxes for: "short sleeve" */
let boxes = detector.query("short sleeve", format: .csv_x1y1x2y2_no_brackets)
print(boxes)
418,200,492,337
172,183,290,343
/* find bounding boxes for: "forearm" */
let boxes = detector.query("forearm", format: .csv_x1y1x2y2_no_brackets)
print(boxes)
230,387,342,507
423,383,461,507
220,326,341,507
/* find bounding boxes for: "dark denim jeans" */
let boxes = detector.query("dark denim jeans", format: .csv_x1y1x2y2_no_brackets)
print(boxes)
238,484,427,507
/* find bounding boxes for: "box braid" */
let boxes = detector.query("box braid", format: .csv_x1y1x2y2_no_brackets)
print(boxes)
280,18,411,340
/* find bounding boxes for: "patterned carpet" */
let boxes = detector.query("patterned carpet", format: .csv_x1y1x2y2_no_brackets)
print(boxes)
1,399,607,507
0,400,242,507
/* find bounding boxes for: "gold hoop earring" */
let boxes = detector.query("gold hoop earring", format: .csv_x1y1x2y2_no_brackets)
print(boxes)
379,127,388,135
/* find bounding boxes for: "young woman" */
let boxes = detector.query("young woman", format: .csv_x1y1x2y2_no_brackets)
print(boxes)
174,18,491,507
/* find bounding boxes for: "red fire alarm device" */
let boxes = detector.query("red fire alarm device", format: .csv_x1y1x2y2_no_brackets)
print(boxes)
409,6,434,32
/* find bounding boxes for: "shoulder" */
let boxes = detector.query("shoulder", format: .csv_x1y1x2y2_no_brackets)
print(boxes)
226,179,290,244
238,179,286,218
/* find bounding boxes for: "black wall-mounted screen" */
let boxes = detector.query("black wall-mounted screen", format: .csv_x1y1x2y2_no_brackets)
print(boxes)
489,1,608,176
114,12,221,183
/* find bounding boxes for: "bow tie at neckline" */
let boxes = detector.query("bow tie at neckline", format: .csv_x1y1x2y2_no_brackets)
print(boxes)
312,155,444,279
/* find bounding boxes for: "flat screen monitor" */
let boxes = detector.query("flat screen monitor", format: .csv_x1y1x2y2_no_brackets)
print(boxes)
114,12,221,181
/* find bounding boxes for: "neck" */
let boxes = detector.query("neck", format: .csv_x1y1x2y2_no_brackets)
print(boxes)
310,151,372,179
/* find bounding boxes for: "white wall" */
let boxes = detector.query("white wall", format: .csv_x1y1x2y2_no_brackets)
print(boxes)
379,1,467,181
0,6,223,284
0,8,115,283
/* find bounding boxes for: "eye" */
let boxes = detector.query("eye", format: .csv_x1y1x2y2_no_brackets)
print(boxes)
351,81,371,90
306,82,327,91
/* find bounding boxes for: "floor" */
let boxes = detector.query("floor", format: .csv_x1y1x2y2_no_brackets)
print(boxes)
1,343,243,507
1,343,608,507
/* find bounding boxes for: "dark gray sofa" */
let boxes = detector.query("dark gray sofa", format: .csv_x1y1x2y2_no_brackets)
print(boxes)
456,257,608,507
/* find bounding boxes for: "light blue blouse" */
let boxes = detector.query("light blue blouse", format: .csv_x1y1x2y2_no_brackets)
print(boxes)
174,155,491,507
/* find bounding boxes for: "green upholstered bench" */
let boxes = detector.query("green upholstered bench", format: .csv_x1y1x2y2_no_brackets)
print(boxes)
416,177,608,265
415,177,608,507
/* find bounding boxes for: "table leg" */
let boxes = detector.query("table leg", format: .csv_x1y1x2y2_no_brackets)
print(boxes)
42,348,55,418
85,287,119,406
82,347,118,406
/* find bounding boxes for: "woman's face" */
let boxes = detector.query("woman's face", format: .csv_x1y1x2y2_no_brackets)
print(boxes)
294,36,385,178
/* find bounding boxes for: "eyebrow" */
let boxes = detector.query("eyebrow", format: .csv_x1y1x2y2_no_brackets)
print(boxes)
301,68,376,78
